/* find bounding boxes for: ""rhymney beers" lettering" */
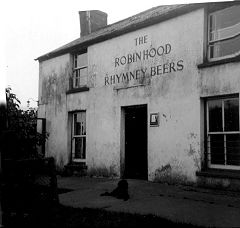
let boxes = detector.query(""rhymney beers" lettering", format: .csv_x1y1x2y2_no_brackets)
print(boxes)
104,35,184,86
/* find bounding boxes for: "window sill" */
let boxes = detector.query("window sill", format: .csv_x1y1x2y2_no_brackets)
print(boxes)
198,55,240,69
66,86,89,94
196,169,240,180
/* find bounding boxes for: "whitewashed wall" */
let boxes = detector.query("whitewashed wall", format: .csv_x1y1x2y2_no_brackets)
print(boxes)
38,7,240,183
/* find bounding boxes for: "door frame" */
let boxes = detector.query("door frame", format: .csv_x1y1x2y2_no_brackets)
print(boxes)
120,104,148,179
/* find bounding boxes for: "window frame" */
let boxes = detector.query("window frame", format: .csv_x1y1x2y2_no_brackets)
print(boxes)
207,5,240,62
72,111,86,162
72,52,88,89
206,96,240,170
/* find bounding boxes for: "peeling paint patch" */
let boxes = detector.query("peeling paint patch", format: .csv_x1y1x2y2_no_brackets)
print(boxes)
153,163,191,185
189,132,197,139
154,166,190,185
41,63,69,110
41,73,57,103
89,64,97,88
152,156,196,185
188,144,196,156
187,132,201,170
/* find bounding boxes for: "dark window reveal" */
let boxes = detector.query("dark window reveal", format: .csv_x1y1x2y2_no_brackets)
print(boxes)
208,100,222,132
224,99,239,131
207,97,240,169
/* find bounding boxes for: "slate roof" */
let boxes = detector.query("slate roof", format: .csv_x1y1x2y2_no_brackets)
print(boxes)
35,1,235,61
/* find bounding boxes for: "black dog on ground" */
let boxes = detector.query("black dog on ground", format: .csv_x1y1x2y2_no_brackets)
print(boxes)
100,179,129,201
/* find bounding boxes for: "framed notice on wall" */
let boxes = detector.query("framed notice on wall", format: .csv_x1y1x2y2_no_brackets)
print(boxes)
150,113,159,127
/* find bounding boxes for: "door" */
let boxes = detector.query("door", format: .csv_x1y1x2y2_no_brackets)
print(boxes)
124,105,148,179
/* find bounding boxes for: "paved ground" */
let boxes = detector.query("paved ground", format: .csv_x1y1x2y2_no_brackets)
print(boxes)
57,176,240,227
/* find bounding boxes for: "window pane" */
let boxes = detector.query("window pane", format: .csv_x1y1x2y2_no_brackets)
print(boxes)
74,112,86,135
226,134,240,166
210,23,240,42
72,53,88,89
209,35,240,59
74,137,86,159
224,99,239,131
209,14,215,31
75,76,79,88
77,53,87,68
73,70,80,88
214,6,240,30
208,100,223,132
73,114,78,134
74,55,78,68
80,67,88,85
210,134,225,165
209,45,215,59
73,68,87,88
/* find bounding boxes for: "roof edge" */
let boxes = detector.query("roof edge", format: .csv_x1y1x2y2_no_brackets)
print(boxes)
35,1,236,62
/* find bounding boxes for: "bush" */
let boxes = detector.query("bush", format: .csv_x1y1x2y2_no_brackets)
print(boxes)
2,87,48,159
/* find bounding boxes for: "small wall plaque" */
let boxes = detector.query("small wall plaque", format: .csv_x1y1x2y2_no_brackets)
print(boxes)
150,113,159,127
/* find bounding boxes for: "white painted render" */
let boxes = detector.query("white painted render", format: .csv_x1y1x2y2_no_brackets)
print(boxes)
38,7,240,183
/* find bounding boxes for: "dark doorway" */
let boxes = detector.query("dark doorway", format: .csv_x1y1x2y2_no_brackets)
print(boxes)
124,105,148,180
37,118,46,156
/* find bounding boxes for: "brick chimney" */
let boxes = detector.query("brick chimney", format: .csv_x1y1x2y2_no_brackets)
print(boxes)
79,10,108,37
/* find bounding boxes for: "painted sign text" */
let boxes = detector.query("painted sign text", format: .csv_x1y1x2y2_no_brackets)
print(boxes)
104,35,184,86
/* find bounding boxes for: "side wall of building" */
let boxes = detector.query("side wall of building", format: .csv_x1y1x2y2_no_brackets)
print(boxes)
38,54,71,168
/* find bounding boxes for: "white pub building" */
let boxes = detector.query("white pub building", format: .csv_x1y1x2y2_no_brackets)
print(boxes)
36,1,240,189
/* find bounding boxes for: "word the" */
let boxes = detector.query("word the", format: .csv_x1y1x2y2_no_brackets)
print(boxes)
134,35,148,46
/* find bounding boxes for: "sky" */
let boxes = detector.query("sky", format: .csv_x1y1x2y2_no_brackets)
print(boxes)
1,0,232,108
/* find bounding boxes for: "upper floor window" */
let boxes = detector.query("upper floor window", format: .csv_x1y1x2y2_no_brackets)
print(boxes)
72,53,88,89
208,5,240,61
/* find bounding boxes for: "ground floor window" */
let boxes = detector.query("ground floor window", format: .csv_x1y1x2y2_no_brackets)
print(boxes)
72,111,86,161
206,96,240,169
